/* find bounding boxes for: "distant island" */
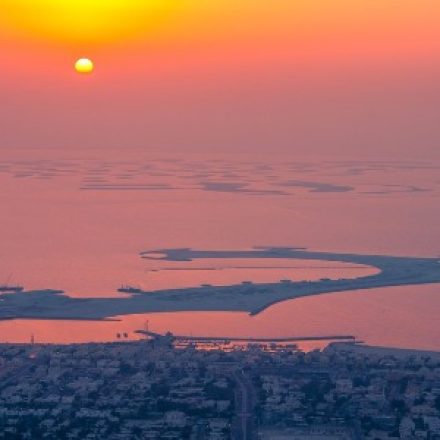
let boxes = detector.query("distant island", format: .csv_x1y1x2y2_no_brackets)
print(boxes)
1,247,439,321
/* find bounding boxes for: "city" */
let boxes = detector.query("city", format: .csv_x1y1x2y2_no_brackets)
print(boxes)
1,337,440,439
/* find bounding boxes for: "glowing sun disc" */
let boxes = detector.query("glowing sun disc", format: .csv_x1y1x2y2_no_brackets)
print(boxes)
75,58,94,74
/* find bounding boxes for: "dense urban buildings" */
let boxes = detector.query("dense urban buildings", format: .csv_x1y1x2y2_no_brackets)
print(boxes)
1,338,440,439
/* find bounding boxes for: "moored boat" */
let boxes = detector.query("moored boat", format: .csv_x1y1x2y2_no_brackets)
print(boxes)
0,285,24,293
118,285,143,294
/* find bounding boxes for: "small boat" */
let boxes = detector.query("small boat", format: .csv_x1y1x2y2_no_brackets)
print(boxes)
118,285,143,294
0,285,24,293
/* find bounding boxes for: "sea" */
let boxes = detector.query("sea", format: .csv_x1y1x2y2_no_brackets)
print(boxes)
0,148,439,350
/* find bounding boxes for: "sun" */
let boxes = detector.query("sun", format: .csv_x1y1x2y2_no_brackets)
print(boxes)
75,58,94,74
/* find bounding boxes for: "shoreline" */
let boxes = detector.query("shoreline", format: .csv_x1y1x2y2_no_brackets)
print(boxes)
1,338,440,358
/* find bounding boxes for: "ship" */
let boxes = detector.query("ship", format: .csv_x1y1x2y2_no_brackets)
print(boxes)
0,285,24,293
117,285,143,294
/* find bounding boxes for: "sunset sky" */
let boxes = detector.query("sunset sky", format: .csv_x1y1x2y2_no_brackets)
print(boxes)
1,0,440,156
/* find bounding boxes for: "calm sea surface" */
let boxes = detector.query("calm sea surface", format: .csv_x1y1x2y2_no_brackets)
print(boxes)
1,149,439,350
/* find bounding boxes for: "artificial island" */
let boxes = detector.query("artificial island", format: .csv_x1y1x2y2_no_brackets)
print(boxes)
0,247,439,321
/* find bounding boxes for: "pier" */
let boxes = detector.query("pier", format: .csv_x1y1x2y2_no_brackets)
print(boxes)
135,329,356,344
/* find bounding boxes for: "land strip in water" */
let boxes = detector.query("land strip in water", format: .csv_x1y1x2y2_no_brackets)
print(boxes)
1,247,439,321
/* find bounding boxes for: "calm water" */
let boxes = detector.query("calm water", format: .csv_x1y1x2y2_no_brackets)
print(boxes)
0,149,439,349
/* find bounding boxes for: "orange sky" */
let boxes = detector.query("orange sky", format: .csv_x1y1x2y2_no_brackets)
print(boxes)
1,0,440,156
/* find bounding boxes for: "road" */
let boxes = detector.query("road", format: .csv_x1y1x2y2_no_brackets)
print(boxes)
233,370,256,440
